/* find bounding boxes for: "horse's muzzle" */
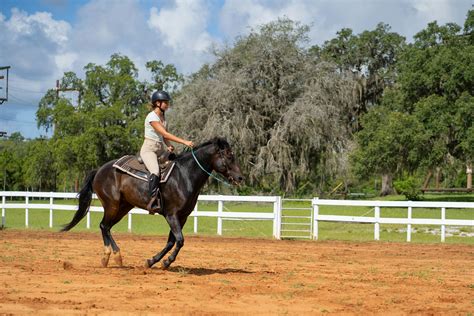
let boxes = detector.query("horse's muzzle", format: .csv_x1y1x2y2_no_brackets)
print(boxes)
228,174,244,185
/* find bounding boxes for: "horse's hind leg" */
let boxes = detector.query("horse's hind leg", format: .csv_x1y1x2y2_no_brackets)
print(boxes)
145,231,176,268
100,202,132,267
100,222,113,268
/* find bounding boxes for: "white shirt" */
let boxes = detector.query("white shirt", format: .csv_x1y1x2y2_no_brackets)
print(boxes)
144,111,167,142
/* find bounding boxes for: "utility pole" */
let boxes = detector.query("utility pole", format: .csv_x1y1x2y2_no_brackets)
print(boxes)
0,66,11,105
56,80,81,106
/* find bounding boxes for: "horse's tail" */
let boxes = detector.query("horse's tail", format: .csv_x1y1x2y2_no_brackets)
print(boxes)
61,169,98,232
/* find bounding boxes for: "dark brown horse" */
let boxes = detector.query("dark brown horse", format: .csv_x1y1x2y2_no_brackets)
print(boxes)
61,138,243,269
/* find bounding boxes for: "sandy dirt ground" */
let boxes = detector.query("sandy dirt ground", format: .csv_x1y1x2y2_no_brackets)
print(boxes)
0,229,473,315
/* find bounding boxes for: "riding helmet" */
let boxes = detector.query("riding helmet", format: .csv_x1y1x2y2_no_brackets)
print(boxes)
151,90,171,104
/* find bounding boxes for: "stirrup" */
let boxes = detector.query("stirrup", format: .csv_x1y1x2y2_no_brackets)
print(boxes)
146,192,162,215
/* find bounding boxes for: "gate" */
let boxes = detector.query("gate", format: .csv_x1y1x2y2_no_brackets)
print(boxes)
280,199,313,239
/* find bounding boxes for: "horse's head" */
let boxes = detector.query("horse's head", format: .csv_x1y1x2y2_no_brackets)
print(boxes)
209,138,244,185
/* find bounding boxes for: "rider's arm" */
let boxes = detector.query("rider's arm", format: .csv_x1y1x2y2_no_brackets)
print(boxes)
150,121,193,147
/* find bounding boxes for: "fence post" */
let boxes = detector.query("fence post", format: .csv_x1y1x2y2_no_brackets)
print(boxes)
273,196,281,239
25,196,29,228
312,198,319,240
2,195,5,229
374,206,380,240
193,204,198,234
407,206,412,242
217,200,223,235
441,207,446,242
49,196,53,228
86,211,90,229
128,213,132,232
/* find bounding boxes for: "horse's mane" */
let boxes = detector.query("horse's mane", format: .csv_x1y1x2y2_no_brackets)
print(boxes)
174,137,230,160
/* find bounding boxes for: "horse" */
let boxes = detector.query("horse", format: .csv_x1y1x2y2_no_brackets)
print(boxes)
61,137,244,269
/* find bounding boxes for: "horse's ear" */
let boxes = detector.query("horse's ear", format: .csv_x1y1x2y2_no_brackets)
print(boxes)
216,137,229,149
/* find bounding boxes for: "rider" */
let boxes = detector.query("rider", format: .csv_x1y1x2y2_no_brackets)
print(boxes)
140,90,194,213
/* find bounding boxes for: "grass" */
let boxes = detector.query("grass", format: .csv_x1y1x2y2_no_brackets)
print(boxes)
1,194,472,244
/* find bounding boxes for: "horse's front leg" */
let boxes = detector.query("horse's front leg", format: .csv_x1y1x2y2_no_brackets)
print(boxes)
161,215,184,270
145,231,175,268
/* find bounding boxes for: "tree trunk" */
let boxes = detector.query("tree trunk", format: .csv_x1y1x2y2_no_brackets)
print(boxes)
435,167,441,189
422,170,432,189
467,162,472,190
380,173,394,196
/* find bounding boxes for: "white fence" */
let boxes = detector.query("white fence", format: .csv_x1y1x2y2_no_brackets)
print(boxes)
0,191,282,239
312,198,474,242
1,191,473,242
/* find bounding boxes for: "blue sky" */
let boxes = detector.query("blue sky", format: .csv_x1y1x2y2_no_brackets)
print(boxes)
0,0,472,139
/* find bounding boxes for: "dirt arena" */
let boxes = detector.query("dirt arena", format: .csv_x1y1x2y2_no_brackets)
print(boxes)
1,230,473,315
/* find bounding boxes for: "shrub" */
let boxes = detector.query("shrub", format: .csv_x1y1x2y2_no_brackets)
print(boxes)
394,177,423,201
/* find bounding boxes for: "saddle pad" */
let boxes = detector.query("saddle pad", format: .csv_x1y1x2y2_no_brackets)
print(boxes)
112,155,175,183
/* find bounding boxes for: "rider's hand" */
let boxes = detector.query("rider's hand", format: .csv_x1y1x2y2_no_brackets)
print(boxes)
185,140,194,148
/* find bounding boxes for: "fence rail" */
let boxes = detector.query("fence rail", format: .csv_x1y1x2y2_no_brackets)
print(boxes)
0,191,281,239
1,192,473,242
312,198,474,242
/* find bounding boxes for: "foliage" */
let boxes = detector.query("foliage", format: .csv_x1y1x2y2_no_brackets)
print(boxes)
1,11,473,196
351,107,425,178
312,23,406,130
0,133,27,191
171,18,356,193
396,16,474,168
352,10,473,194
33,54,182,190
394,176,423,201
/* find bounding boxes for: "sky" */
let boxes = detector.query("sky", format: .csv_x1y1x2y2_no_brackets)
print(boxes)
0,0,472,139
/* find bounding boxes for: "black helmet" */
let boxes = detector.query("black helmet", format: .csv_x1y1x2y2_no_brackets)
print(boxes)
151,90,171,104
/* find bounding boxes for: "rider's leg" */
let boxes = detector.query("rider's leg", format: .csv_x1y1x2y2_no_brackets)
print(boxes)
140,139,163,213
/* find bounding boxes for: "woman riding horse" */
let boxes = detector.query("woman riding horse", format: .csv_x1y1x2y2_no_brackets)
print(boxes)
140,90,194,213
61,137,243,269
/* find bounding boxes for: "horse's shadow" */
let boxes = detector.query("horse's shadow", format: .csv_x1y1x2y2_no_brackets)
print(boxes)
167,266,253,276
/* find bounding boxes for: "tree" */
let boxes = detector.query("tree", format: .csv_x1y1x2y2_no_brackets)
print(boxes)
23,138,56,191
312,23,406,130
396,11,474,180
351,106,425,195
352,10,473,194
170,19,356,193
36,54,183,190
146,60,184,92
0,133,27,191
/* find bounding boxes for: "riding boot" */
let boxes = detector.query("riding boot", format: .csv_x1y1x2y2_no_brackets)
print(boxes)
146,174,162,214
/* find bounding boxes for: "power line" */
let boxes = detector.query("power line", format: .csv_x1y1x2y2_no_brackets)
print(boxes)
8,93,38,106
0,118,37,124
9,85,49,94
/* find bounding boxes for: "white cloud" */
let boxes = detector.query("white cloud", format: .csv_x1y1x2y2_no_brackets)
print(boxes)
148,0,212,52
413,0,454,22
219,0,472,46
5,8,70,44
54,52,79,73
147,0,215,73
219,0,321,40
0,8,71,83
0,0,472,138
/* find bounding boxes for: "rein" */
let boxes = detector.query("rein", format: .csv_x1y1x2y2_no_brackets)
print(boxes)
191,148,231,186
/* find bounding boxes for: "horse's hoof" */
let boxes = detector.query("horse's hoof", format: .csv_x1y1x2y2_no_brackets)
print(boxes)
161,261,169,270
113,253,123,267
145,259,153,268
101,257,109,268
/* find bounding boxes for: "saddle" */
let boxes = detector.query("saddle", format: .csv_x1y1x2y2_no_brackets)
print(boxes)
112,152,176,183
112,152,176,215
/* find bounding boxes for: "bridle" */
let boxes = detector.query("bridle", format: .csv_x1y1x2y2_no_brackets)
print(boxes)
191,147,233,186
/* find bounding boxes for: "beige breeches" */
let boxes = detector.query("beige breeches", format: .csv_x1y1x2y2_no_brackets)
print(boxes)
140,138,165,175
